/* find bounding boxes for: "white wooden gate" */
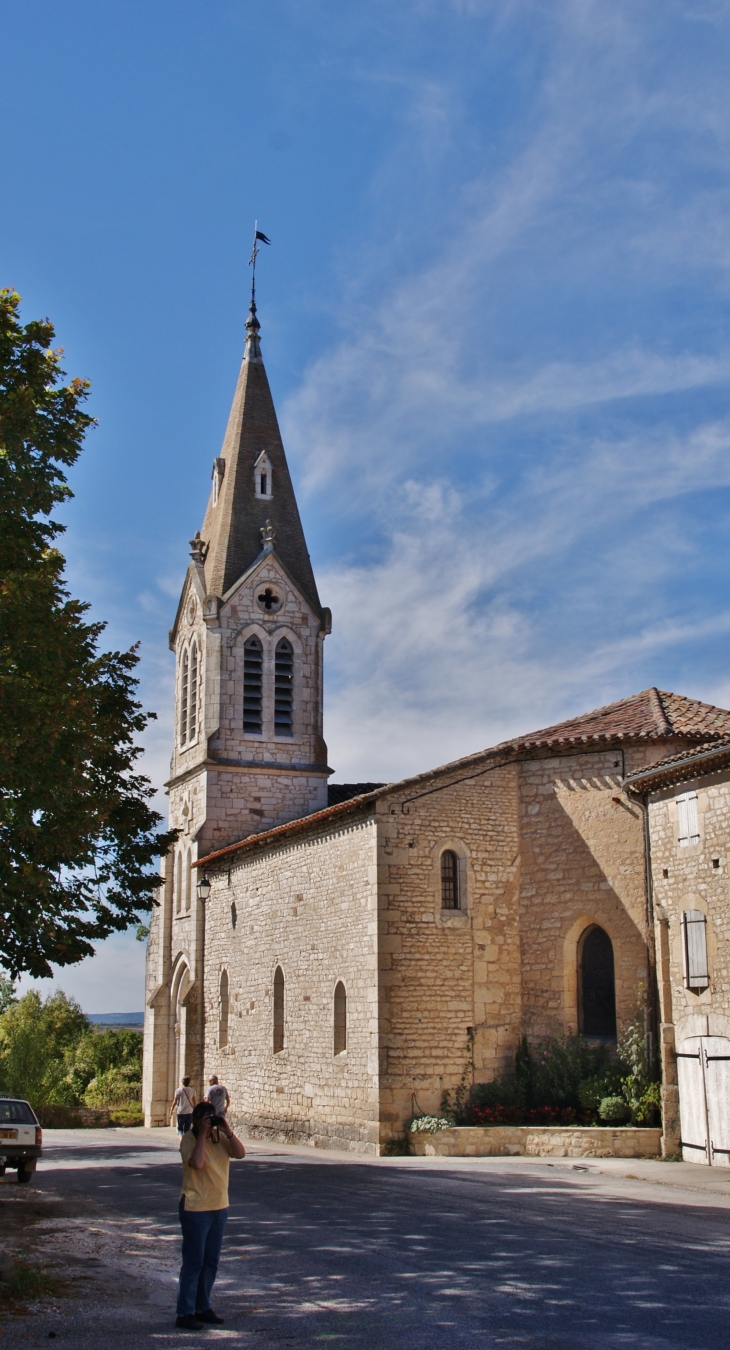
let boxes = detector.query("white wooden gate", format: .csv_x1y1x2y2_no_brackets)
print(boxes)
677,1036,730,1166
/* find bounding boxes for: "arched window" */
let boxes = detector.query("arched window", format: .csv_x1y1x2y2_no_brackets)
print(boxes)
274,639,294,737
579,926,617,1039
188,641,199,742
334,981,347,1056
273,966,285,1053
441,850,460,910
185,849,192,912
218,970,229,1049
175,851,183,915
179,647,189,746
254,451,272,499
243,636,263,733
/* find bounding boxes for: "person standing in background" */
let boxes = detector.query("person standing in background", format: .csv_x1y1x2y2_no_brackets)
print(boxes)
170,1076,196,1133
205,1074,230,1117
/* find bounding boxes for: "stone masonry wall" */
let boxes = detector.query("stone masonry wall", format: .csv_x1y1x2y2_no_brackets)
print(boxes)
648,769,730,1049
374,764,522,1139
518,746,661,1043
203,814,380,1153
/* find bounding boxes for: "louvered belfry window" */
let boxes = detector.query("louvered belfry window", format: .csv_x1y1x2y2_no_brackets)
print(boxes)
682,910,709,991
274,639,294,737
677,792,700,847
441,850,459,909
243,636,263,733
179,647,189,746
188,641,199,743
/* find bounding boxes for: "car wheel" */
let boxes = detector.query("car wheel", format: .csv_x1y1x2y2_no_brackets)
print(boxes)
17,1165,33,1184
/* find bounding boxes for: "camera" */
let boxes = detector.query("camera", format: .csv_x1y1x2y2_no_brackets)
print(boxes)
208,1114,226,1128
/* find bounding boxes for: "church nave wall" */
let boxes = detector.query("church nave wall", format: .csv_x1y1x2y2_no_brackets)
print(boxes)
201,814,380,1153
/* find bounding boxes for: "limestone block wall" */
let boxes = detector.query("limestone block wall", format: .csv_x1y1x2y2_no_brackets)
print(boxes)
209,553,327,774
648,770,730,1038
202,814,380,1153
373,764,522,1138
201,766,328,856
518,747,659,1041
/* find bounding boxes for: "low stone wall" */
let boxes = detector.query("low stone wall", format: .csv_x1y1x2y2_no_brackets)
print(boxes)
408,1125,662,1159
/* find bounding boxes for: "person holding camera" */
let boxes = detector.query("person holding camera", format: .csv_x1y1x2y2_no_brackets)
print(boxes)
176,1099,246,1330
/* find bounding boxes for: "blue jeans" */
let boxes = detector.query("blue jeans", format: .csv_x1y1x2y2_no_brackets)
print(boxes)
177,1199,228,1316
177,1114,193,1134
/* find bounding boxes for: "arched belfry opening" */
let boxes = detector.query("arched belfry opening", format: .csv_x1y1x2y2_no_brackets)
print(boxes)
578,925,617,1039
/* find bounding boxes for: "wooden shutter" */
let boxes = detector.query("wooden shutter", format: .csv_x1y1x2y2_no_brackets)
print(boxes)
682,910,709,990
677,792,699,846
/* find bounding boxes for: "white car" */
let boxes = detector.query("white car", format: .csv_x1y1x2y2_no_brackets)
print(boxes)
0,1098,42,1183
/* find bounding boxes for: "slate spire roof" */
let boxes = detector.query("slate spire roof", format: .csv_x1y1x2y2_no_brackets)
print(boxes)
198,298,321,614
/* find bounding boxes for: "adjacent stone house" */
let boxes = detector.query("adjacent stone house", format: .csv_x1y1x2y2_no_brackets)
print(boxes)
142,297,730,1156
625,742,730,1164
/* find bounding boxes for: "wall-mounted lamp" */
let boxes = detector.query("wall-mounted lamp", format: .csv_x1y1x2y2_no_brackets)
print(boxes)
197,875,212,902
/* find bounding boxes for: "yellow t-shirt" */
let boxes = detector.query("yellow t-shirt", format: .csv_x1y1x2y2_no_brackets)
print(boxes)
180,1130,235,1211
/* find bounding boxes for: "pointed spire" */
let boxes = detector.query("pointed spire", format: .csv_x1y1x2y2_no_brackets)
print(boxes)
197,311,322,615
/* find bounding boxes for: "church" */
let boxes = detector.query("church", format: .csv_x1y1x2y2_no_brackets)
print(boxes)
143,294,730,1158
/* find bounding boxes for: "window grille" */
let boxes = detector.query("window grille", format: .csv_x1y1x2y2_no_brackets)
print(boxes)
677,792,700,847
188,641,199,742
334,981,347,1055
682,910,709,991
273,966,285,1053
243,636,263,733
274,639,294,737
441,850,459,909
179,648,189,746
175,851,183,915
218,970,229,1049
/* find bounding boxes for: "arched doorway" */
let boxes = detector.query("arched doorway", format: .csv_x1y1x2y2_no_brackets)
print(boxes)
578,925,616,1039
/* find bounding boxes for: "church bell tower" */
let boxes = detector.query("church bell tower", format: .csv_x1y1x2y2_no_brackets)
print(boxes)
143,291,331,1124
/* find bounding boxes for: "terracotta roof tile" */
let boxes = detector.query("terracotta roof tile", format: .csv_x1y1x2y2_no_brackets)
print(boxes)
496,688,730,750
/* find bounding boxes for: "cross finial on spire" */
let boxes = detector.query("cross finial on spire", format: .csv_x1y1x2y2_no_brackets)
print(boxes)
245,222,271,363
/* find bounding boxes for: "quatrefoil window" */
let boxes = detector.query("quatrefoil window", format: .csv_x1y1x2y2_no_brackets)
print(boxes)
257,587,282,612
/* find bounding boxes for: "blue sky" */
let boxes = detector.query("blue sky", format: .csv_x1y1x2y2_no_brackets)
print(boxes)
5,0,730,1009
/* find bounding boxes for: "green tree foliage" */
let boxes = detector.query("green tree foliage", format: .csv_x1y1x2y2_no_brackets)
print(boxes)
0,290,177,977
0,989,89,1105
0,989,142,1110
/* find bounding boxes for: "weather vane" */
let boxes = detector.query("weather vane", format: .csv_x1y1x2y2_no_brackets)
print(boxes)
248,221,271,310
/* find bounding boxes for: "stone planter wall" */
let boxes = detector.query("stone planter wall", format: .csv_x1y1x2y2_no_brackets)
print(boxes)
408,1125,662,1159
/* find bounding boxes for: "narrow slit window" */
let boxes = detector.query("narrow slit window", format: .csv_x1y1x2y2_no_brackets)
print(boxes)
185,849,192,912
441,850,459,910
273,966,285,1053
260,473,267,496
243,636,263,733
218,970,229,1048
175,851,183,915
677,792,700,847
179,647,189,746
274,639,294,737
334,981,347,1055
682,910,709,991
188,641,199,743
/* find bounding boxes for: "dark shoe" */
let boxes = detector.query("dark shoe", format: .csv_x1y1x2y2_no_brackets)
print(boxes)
175,1314,203,1329
195,1308,224,1324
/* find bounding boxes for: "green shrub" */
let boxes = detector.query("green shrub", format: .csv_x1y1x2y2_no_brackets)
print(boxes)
599,1095,632,1124
83,1065,141,1108
0,990,89,1107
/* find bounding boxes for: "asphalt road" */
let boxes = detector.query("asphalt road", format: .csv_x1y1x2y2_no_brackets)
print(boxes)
3,1131,730,1349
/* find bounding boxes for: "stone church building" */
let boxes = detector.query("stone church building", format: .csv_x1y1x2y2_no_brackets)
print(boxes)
143,298,730,1156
